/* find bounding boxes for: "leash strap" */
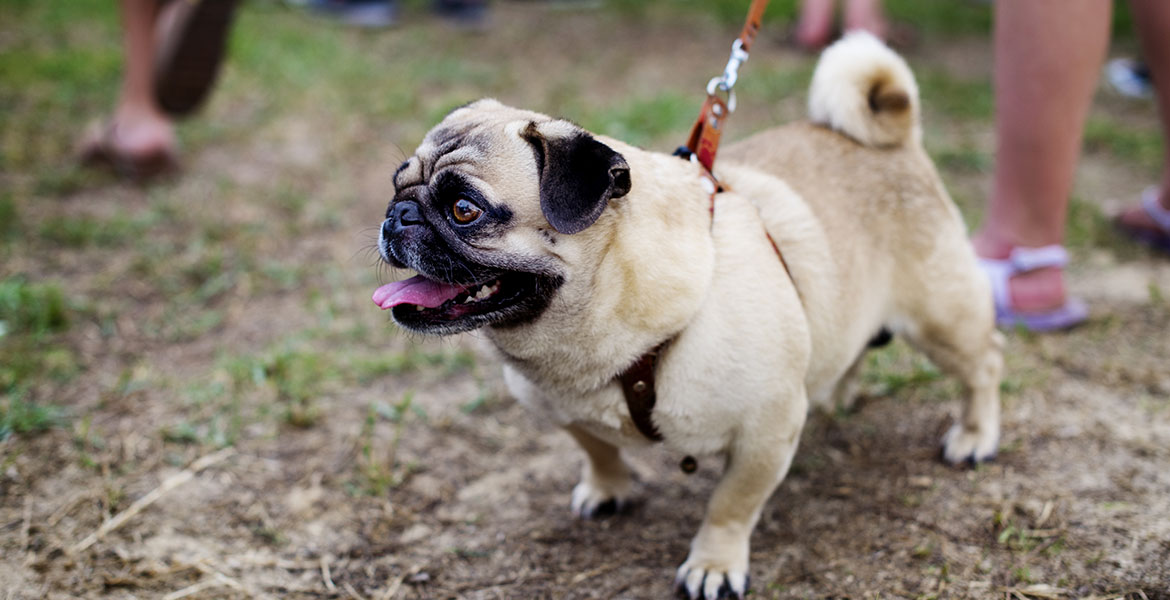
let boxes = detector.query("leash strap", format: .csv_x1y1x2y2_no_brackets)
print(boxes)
679,0,770,174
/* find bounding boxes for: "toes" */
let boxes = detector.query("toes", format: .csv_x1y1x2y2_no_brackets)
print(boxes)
940,423,998,466
570,482,628,519
577,497,625,519
673,565,749,600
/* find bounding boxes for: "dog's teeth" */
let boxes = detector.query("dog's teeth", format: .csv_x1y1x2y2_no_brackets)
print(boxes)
415,305,424,311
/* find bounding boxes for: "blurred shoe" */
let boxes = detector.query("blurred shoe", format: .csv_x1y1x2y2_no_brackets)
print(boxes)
154,0,242,117
305,0,399,28
434,0,488,29
1115,187,1170,255
1106,58,1153,100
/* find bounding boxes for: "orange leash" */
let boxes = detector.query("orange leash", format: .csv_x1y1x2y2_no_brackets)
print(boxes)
678,0,770,181
674,0,798,292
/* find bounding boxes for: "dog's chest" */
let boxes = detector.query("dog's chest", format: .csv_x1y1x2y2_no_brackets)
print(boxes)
501,364,654,448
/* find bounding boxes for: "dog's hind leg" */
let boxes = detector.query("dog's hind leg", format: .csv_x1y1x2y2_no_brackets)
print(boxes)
828,350,866,413
564,425,635,519
674,385,808,600
898,268,1004,465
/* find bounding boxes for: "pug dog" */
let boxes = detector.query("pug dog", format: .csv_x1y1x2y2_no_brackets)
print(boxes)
373,32,1003,600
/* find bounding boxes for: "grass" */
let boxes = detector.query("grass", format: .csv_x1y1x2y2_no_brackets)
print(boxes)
0,390,65,441
1084,116,1165,175
0,278,77,432
861,340,944,400
352,392,425,496
0,193,18,243
577,93,699,149
0,277,69,337
608,0,995,34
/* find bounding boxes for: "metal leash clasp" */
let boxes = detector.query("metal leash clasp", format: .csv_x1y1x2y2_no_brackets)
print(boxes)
705,38,749,113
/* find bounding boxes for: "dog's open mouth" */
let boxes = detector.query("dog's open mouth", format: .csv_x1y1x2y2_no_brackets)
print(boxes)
373,270,559,333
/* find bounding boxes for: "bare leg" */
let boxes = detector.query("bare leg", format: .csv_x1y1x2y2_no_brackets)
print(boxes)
111,0,176,159
842,0,888,40
1117,0,1170,231
564,425,634,519
972,1,1112,311
795,0,835,50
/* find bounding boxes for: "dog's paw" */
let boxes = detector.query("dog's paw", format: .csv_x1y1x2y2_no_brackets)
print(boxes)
941,422,999,466
570,479,632,519
673,561,749,600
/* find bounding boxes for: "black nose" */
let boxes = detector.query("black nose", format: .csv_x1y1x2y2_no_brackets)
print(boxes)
387,201,424,234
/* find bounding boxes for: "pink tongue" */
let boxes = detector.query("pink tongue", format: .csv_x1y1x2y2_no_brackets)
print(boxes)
372,275,469,310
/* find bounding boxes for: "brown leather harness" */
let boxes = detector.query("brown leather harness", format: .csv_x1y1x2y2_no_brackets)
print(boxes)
615,0,795,464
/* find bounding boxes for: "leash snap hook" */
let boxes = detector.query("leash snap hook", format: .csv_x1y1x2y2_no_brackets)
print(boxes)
704,77,737,115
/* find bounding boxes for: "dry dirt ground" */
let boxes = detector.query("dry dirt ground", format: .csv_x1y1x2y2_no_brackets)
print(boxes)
2,2,1170,599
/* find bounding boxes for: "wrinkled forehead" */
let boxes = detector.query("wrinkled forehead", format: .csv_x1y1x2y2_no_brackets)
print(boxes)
418,100,545,155
395,101,550,191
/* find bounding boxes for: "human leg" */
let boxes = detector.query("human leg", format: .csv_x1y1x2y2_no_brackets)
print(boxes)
1115,0,1170,249
79,0,178,178
794,0,835,50
842,0,887,40
112,0,176,160
972,0,1112,319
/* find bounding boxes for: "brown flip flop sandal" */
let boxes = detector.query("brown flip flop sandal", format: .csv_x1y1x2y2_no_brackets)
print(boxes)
154,0,242,118
77,121,180,181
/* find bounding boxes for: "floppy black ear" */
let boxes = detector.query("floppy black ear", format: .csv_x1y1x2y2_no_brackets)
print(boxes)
521,122,632,235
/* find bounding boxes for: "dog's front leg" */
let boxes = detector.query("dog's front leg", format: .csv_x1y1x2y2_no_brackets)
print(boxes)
675,390,808,600
565,425,634,519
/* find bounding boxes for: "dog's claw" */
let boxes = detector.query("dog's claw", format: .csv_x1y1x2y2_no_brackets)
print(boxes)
570,481,629,519
674,564,748,600
940,422,999,467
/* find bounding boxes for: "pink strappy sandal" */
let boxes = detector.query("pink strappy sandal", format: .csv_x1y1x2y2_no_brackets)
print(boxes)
977,245,1088,332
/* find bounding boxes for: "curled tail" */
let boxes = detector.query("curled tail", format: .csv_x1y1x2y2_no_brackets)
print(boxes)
807,31,920,148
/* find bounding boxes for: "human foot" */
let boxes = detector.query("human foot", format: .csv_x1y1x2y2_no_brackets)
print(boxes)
1116,187,1170,254
972,234,1088,331
77,110,178,180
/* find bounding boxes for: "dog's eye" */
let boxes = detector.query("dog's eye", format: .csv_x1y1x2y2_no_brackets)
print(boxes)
451,198,483,225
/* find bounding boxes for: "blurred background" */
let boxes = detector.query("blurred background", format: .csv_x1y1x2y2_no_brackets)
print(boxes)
1,1,1168,597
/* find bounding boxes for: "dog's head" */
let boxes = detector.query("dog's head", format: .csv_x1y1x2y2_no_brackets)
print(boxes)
374,99,632,335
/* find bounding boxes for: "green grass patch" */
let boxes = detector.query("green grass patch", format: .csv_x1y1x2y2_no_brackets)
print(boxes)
1065,195,1147,260
353,347,476,382
0,193,19,242
606,0,993,34
578,93,697,148
1,390,66,441
351,392,424,496
741,63,816,100
932,146,992,174
918,69,994,121
862,340,945,399
1083,117,1164,175
38,213,154,248
0,0,121,171
0,277,69,337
